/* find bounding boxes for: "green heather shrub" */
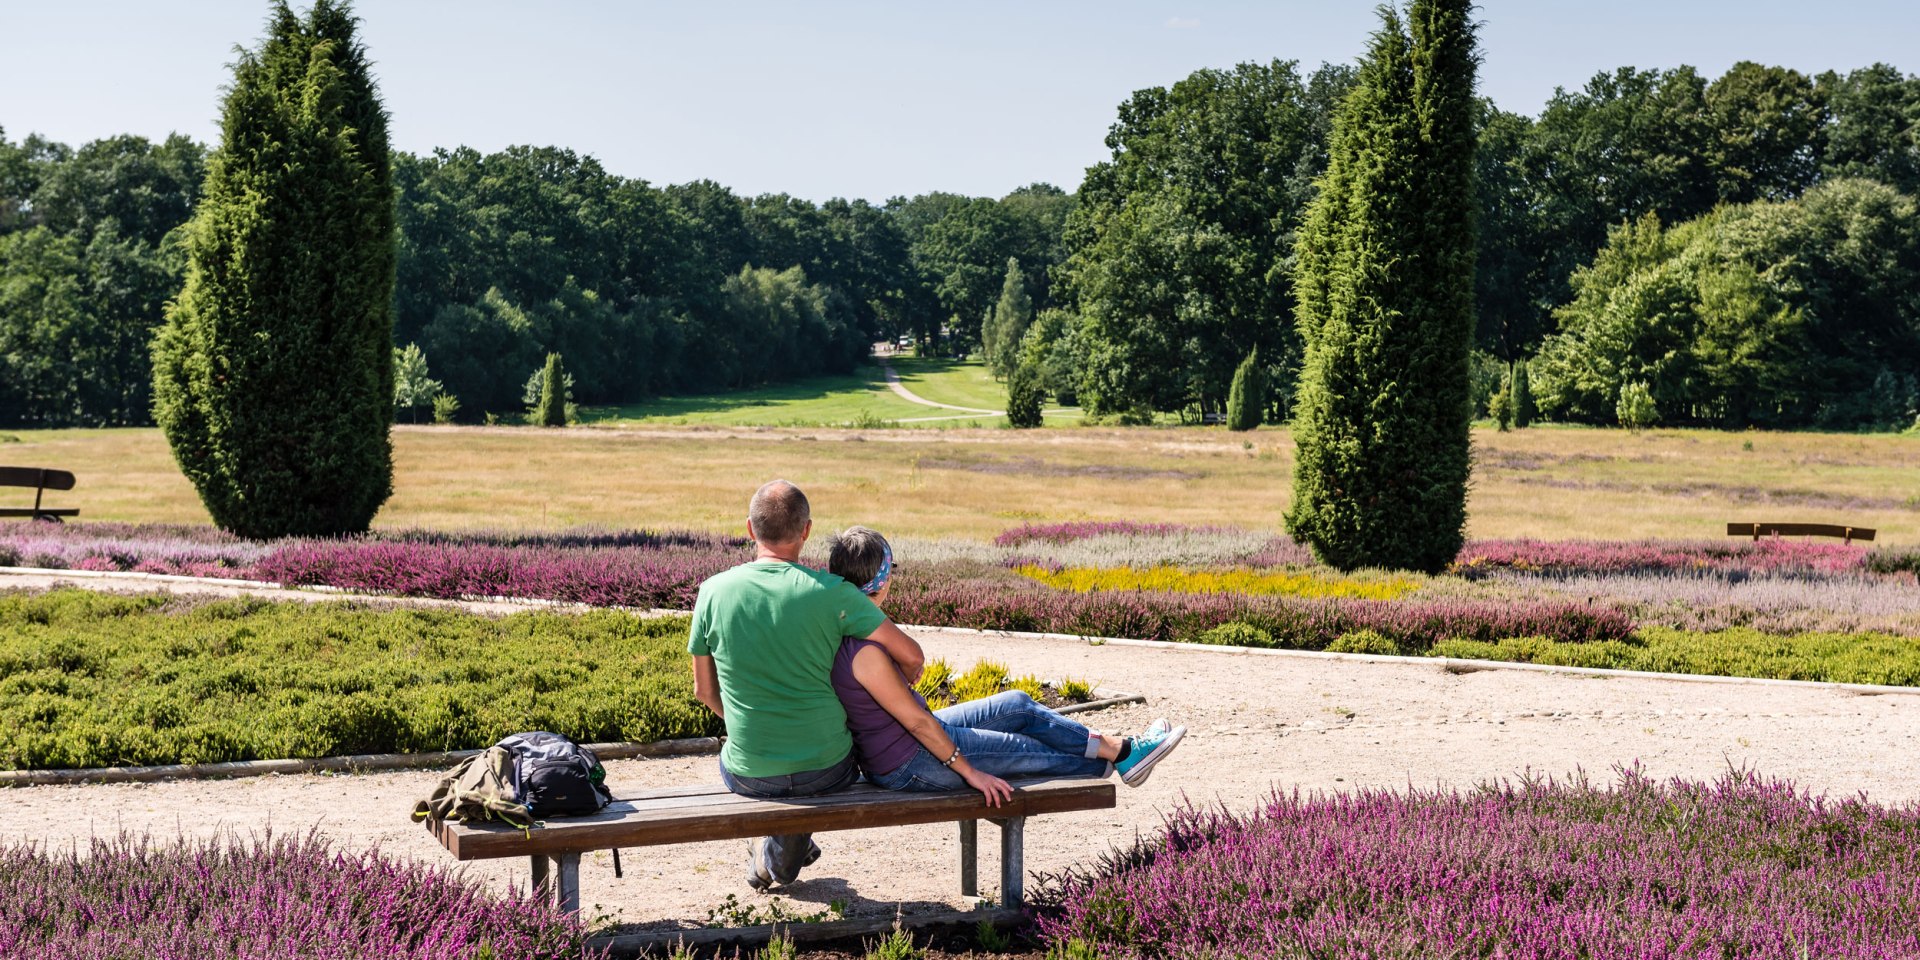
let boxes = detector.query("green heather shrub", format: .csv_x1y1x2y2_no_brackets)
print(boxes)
1056,678,1095,702
913,658,954,699
1327,629,1402,656
1196,621,1277,648
1432,627,1920,687
0,590,717,771
1008,674,1046,700
952,660,1011,702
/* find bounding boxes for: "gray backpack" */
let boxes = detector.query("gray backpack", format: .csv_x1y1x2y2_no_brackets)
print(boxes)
495,731,614,818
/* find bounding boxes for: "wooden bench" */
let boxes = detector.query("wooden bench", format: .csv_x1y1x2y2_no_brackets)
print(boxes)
0,467,78,521
1727,522,1875,543
424,777,1116,914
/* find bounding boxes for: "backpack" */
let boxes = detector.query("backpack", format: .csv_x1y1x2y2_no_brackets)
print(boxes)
495,731,614,818
411,745,533,829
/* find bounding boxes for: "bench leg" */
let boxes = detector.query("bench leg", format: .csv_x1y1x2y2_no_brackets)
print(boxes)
997,816,1026,908
959,820,978,897
553,852,582,914
529,854,549,901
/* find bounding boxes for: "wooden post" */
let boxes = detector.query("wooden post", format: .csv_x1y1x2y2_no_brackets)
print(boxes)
554,852,582,914
530,854,550,902
958,820,978,897
997,817,1025,908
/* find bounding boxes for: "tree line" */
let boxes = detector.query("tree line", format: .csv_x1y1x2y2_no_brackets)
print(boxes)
0,133,1070,425
3,54,1918,430
1041,57,1920,429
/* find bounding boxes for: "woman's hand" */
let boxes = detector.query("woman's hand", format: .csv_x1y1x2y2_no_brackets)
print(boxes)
960,765,1013,807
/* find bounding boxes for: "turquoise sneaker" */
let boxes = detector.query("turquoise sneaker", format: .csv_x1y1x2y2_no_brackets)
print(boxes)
1115,724,1186,787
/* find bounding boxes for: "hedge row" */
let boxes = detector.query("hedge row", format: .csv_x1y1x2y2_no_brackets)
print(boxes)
0,590,717,771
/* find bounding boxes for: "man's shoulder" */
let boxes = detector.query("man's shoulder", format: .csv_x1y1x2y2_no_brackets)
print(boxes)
698,561,856,598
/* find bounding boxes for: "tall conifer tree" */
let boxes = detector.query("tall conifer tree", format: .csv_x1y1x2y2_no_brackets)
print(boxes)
985,257,1032,379
153,0,394,538
1284,0,1478,573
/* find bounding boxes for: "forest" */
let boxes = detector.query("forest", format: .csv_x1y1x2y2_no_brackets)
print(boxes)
2,58,1917,430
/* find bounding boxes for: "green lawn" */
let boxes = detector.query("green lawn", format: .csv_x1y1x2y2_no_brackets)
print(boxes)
576,364,959,427
889,356,1009,411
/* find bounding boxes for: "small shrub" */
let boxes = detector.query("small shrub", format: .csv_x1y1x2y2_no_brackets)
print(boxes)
974,919,1012,953
1327,629,1402,656
1056,678,1095,702
432,393,461,424
1196,621,1277,648
952,660,1010,702
1008,674,1046,700
755,934,797,960
1007,362,1045,429
536,353,569,427
863,929,924,960
913,658,953,699
1617,381,1660,431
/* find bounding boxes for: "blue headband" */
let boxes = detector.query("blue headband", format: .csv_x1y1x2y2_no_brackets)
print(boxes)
860,542,894,595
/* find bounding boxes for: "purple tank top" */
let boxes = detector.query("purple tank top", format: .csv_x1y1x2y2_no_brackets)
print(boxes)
831,638,924,776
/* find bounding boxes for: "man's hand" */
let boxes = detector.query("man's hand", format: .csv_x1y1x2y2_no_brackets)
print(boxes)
864,619,926,683
691,655,724,719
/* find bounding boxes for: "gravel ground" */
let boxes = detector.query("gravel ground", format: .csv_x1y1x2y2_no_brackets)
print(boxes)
6,604,1919,935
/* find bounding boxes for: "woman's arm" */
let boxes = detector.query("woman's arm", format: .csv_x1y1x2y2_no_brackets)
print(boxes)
850,645,1011,806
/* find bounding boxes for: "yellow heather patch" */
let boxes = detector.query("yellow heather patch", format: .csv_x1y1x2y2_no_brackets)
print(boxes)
1014,564,1418,600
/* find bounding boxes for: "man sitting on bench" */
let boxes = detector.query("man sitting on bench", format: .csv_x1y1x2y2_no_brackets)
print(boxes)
687,479,927,892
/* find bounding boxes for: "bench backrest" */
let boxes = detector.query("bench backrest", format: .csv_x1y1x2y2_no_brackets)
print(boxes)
0,467,76,491
1726,521,1876,542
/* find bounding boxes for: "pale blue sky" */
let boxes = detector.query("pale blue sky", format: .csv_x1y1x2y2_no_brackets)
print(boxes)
2,2,1913,201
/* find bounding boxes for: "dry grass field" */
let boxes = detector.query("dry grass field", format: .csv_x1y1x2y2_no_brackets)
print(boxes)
4,423,1917,543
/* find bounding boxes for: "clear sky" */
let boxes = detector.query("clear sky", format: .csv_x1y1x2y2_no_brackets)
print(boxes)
2,1,1913,202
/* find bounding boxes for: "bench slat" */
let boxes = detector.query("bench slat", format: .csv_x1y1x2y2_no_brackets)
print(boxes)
0,508,80,518
0,467,76,491
430,778,1115,861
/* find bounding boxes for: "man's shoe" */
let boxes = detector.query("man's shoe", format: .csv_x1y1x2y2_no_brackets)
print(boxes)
747,838,824,891
1115,724,1186,787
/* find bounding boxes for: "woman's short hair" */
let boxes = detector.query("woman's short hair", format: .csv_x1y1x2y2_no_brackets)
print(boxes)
827,526,890,589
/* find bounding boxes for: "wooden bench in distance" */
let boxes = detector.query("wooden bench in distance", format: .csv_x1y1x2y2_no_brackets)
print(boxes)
1727,522,1875,543
424,777,1116,914
0,467,78,521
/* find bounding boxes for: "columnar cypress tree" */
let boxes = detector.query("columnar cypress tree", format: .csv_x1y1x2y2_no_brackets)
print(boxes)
1284,0,1478,573
1511,359,1535,428
985,258,1032,379
538,353,568,427
1227,348,1265,431
152,1,394,538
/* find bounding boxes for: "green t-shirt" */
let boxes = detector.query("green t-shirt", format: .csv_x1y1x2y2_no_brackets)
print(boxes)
687,559,889,778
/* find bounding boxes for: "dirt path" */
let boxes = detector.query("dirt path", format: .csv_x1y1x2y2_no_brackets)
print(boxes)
5,621,1916,933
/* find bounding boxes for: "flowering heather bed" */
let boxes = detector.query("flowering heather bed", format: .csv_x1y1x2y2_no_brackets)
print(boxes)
1036,768,1920,959
884,579,1633,648
1013,563,1418,601
1450,537,1884,578
0,832,597,959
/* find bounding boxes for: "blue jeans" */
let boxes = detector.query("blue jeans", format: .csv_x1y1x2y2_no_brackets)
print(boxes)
872,691,1111,792
720,751,858,886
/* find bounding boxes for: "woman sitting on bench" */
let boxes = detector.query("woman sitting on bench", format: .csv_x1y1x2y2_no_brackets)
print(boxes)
825,527,1186,807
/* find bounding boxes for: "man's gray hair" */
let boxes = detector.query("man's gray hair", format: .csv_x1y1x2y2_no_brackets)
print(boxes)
827,526,890,590
748,479,811,545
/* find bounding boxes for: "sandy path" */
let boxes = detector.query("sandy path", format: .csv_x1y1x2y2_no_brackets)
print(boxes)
6,624,1917,932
